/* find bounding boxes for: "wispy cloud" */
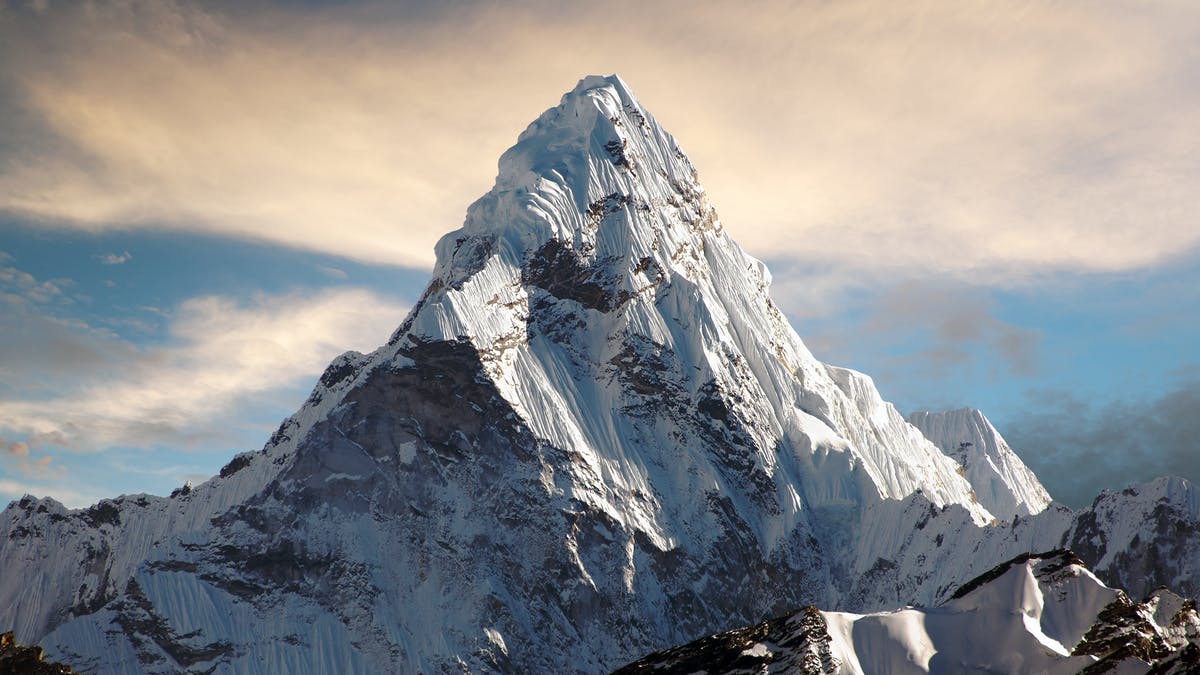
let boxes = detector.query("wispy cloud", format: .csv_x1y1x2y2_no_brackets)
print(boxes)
1,0,1198,286
2,439,28,457
802,280,1041,391
869,282,1041,378
0,287,408,453
95,250,132,265
0,264,70,304
317,264,348,280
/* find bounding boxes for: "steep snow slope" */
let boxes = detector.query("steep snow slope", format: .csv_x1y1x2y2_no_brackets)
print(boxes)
617,550,1195,674
908,408,1052,519
1,75,1198,673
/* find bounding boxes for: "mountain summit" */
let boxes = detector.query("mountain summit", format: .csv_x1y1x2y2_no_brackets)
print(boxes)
407,73,989,522
908,408,1052,519
3,75,1199,674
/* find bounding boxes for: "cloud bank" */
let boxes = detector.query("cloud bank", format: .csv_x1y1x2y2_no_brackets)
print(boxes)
2,0,1199,284
0,284,409,454
1006,370,1200,508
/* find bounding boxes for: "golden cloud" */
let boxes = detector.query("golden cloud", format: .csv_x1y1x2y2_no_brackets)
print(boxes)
1,0,1198,280
0,286,409,450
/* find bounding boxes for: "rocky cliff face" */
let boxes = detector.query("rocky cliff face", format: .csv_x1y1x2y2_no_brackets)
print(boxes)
1066,476,1200,603
1,75,1198,674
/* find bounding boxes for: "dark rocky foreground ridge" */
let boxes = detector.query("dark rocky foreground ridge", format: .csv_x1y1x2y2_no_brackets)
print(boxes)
0,632,77,675
1,75,1199,673
616,550,1200,674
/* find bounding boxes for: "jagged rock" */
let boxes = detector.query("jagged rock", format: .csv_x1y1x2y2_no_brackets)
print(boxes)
0,631,77,675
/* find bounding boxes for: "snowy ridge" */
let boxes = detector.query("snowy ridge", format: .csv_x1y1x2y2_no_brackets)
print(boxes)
617,550,1196,674
1,75,1199,673
908,408,1053,519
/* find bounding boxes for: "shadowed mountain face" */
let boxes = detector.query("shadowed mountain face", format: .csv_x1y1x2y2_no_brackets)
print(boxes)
2,75,1199,673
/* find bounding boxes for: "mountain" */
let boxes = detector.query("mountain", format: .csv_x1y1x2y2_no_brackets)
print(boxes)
907,408,1052,519
615,549,1200,674
1,74,1199,673
1067,476,1200,604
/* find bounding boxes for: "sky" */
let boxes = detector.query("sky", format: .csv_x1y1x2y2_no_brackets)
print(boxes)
0,0,1197,509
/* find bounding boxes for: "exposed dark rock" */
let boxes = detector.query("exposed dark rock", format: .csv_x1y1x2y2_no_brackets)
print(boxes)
1074,593,1172,665
80,501,120,528
218,453,253,479
111,578,234,669
317,358,359,390
445,235,496,291
613,606,838,675
604,138,633,170
0,631,77,674
522,239,631,313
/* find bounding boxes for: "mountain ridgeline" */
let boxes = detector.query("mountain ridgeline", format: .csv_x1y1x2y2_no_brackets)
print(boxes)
617,550,1200,673
2,75,1198,673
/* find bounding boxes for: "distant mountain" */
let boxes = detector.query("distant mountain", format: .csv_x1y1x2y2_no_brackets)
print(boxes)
1067,476,1200,605
907,408,1052,519
2,75,1198,673
615,549,1200,674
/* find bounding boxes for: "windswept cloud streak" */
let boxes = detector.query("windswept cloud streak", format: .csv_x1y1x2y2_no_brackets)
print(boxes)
95,251,132,265
0,286,409,453
1,0,1199,285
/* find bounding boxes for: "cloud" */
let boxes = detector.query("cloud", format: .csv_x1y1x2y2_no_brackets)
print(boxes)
887,283,1039,377
1,0,1198,284
2,439,28,457
317,264,348,280
0,477,105,510
0,264,70,304
12,455,55,478
1005,370,1200,508
0,286,409,452
0,292,134,395
832,280,1041,380
95,251,132,265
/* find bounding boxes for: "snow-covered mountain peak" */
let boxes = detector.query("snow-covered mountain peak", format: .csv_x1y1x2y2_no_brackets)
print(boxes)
430,73,708,294
1099,475,1200,512
1064,475,1200,602
908,407,1052,519
393,74,988,525
5,75,1093,673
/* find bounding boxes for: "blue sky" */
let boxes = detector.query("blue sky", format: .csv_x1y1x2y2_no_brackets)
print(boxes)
1,0,1198,508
